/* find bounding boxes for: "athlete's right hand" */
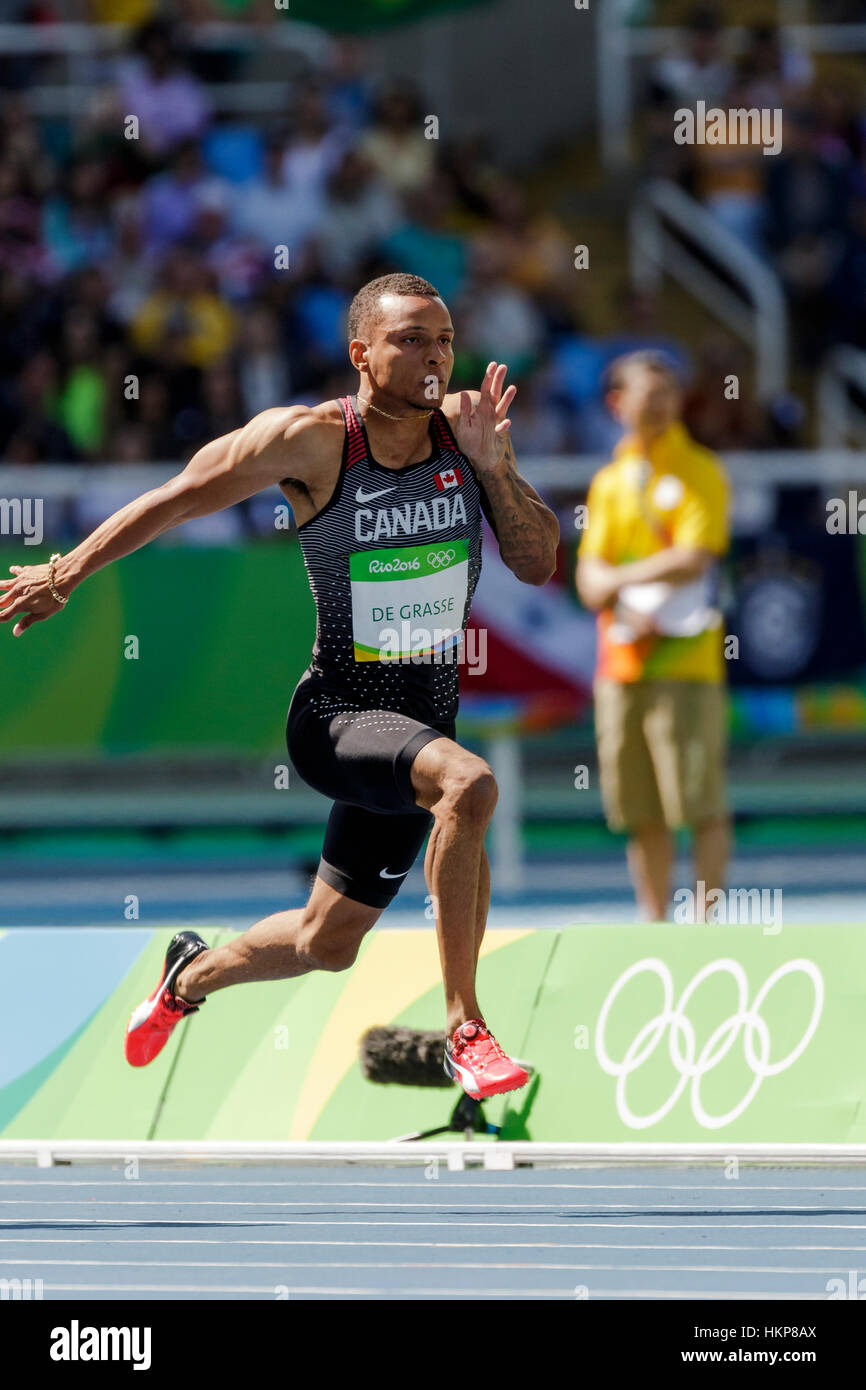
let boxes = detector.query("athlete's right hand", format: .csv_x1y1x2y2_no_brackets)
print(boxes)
0,564,67,636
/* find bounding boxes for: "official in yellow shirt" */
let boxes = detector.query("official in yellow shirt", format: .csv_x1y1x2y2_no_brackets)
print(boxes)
577,350,731,921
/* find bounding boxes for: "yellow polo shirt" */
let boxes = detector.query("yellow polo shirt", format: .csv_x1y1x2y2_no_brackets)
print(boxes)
579,422,730,683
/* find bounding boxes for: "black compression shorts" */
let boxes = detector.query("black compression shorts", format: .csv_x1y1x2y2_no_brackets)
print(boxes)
285,671,455,909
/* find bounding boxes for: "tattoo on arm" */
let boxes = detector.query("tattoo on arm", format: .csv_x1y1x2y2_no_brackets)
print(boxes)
479,438,559,578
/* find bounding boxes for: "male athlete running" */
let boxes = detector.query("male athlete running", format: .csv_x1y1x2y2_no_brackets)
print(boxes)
0,272,559,1099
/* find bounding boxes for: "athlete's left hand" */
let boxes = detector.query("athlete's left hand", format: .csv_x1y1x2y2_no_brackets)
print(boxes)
455,362,517,472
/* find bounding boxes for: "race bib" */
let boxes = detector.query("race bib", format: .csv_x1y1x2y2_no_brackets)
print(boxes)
350,539,469,661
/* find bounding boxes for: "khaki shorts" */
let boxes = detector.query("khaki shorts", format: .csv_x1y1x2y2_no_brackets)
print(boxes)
594,679,728,832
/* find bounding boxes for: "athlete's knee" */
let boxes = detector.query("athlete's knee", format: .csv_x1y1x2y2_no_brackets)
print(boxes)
439,755,498,825
297,905,370,973
297,925,359,972
307,941,359,973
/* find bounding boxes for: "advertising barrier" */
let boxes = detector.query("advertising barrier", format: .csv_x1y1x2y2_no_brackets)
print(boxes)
2,923,864,1144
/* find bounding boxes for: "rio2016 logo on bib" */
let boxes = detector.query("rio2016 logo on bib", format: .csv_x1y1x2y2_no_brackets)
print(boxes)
350,539,469,661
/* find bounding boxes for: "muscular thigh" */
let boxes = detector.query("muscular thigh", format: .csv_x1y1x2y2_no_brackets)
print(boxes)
287,675,454,813
285,675,470,908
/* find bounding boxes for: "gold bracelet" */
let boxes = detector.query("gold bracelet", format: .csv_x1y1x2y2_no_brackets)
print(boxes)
47,552,69,606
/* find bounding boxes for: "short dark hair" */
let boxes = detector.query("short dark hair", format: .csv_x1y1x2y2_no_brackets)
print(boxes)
347,272,440,340
605,349,682,392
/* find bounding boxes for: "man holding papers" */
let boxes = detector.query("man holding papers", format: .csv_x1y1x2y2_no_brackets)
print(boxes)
577,350,731,921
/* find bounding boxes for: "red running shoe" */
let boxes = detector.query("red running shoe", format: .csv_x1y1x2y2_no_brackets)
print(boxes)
444,1018,529,1099
125,931,208,1068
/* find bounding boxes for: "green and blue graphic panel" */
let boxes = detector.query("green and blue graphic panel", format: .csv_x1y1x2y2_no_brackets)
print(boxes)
3,924,865,1143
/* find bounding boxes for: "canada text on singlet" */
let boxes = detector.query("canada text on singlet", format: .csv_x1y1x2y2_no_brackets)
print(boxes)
291,395,494,723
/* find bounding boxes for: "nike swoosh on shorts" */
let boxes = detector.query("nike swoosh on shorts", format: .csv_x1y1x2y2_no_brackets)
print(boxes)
380,868,410,879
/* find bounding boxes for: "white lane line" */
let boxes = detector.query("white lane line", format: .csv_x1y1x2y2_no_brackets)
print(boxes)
4,1218,866,1229
1,1181,862,1191
591,1291,827,1301
1,1238,864,1252
23,1283,830,1299
4,1199,864,1211
0,1245,861,1267
0,1257,852,1275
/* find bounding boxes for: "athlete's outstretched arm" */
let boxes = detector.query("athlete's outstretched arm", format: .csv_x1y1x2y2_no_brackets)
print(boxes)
0,406,321,636
449,362,559,586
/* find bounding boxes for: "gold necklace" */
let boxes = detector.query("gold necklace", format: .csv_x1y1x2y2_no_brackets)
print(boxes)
357,395,435,422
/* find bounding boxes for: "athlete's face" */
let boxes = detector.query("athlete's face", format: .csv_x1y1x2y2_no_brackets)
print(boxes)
351,295,455,409
607,366,681,436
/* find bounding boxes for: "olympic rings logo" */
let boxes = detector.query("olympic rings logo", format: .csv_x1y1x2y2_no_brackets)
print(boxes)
428,549,456,569
594,957,824,1130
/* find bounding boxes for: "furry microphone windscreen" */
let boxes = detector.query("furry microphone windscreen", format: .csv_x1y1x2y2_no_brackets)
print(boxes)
359,1025,453,1087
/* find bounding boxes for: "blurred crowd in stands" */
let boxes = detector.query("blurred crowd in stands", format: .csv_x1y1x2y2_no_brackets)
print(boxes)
646,4,866,372
0,5,864,469
0,13,591,467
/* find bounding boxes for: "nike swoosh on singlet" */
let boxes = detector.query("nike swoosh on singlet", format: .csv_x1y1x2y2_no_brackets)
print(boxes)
355,485,396,503
379,868,410,879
